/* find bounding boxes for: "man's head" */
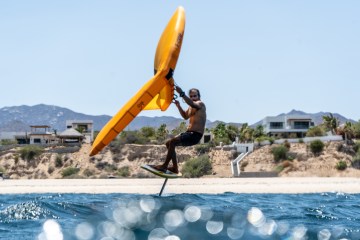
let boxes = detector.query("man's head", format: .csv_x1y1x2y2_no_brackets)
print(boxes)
189,88,200,100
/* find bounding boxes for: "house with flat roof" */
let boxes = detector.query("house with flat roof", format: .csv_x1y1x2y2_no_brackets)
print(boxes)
29,125,57,144
262,115,315,138
66,120,94,143
0,132,28,144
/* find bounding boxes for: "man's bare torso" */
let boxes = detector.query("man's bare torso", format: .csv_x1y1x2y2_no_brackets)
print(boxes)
186,101,206,134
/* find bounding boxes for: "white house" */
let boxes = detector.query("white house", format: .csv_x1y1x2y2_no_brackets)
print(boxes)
65,120,94,143
29,125,57,144
262,115,315,138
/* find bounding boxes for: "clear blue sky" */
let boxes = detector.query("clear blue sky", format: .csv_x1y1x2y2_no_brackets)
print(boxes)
1,1,359,124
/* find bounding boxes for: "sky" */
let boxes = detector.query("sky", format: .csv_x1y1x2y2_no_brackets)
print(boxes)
1,1,359,124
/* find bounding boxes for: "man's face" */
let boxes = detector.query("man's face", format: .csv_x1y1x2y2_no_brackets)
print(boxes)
189,90,199,101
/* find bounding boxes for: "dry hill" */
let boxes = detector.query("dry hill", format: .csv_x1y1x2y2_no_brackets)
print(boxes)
0,141,359,179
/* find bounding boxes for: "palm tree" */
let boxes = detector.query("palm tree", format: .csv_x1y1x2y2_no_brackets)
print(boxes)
322,113,339,135
171,122,187,135
253,125,265,138
343,121,354,145
226,125,240,142
156,124,168,142
212,122,227,139
239,123,254,142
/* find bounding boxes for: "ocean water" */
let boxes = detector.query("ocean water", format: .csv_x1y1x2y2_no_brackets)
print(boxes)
0,192,359,240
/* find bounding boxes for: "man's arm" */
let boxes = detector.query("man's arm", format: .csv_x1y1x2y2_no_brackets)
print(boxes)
174,100,189,120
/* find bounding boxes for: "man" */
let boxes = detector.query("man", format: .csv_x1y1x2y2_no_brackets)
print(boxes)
154,86,206,173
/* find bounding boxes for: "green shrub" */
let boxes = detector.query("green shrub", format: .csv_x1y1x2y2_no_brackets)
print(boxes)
306,126,325,137
283,140,291,149
274,165,284,173
336,143,343,152
0,139,17,145
182,155,212,178
95,162,106,170
55,155,63,168
336,161,347,170
287,154,295,161
352,153,360,169
0,166,5,174
195,143,213,154
271,145,288,162
117,166,130,177
255,136,274,145
14,155,19,164
353,141,360,154
83,169,94,177
310,140,324,156
61,167,80,177
104,164,117,172
48,166,55,174
298,138,304,144
18,145,44,161
240,161,248,171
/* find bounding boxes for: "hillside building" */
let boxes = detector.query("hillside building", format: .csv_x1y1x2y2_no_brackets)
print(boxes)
65,120,94,143
57,128,84,143
262,115,315,138
29,125,57,144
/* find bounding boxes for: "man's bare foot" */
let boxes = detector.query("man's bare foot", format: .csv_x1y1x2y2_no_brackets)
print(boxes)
167,166,179,174
152,165,167,173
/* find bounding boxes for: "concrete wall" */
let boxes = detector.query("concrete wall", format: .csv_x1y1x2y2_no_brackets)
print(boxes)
257,135,343,146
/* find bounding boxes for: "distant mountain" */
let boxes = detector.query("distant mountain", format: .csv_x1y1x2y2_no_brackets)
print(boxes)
251,109,356,127
311,111,356,125
0,104,222,132
284,109,356,125
0,105,356,132
0,104,111,132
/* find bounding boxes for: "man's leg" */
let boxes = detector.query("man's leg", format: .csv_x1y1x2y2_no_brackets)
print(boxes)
166,137,181,173
154,136,181,172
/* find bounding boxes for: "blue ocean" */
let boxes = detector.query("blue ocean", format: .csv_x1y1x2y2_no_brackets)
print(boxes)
0,192,359,240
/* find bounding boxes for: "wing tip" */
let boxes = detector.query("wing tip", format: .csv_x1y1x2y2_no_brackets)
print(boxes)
89,146,98,156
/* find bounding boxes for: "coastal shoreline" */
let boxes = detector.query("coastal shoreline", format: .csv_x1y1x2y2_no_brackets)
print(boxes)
1,177,360,194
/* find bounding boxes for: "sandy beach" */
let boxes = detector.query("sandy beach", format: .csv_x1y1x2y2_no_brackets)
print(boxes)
1,177,360,194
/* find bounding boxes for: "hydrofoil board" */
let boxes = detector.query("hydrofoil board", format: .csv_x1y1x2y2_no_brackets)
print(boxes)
141,164,182,178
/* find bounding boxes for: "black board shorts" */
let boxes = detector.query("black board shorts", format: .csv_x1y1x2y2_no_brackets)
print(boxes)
178,131,203,146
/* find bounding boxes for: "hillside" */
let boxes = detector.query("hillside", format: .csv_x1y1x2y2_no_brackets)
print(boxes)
0,104,357,132
0,141,359,179
0,104,110,131
0,143,234,179
243,142,360,177
0,104,216,131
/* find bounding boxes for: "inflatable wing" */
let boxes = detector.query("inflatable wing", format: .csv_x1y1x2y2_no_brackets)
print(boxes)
90,7,185,156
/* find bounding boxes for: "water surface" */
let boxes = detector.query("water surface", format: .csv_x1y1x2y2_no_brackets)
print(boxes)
0,192,359,239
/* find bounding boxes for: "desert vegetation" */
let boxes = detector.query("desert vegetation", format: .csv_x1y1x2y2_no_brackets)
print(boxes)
1,117,360,179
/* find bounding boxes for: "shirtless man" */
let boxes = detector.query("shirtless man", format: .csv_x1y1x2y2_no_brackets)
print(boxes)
154,86,207,174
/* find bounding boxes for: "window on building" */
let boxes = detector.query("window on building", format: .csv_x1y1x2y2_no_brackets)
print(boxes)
270,122,283,129
77,124,88,133
294,121,310,129
204,135,211,143
34,138,41,143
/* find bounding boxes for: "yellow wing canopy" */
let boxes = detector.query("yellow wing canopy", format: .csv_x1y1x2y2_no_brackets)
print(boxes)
143,78,174,111
90,7,185,156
